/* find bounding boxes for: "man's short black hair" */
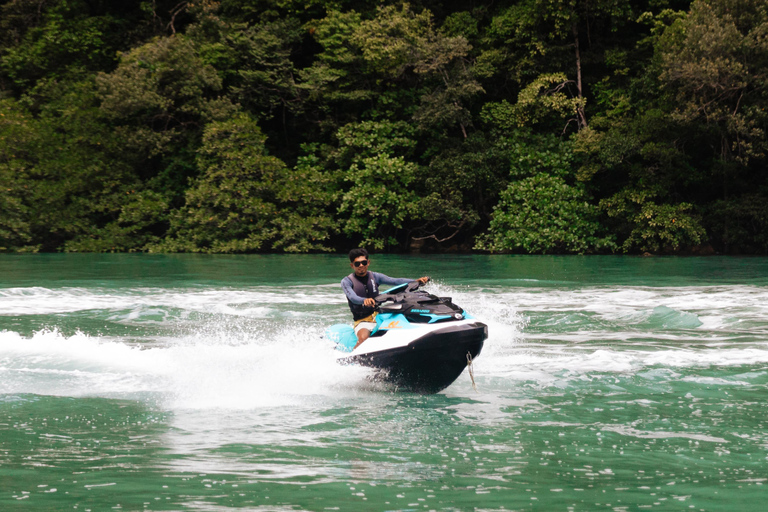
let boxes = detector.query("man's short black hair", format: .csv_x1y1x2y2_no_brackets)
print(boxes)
348,248,369,262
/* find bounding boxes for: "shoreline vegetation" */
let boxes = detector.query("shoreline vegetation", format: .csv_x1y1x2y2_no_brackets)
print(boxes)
1,0,767,256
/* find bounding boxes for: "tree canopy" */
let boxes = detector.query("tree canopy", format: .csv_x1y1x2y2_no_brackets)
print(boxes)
2,0,767,254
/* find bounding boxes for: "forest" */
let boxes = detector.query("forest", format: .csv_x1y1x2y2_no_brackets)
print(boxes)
1,0,767,254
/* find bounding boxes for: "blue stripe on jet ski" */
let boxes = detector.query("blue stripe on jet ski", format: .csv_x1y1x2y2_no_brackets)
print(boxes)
422,314,453,323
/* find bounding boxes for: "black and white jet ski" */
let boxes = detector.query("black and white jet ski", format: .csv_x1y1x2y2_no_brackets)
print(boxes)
325,281,487,393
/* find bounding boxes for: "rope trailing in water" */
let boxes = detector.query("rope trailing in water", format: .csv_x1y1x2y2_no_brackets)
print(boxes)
466,351,477,391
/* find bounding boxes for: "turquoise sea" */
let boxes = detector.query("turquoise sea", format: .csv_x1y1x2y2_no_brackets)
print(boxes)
2,254,768,511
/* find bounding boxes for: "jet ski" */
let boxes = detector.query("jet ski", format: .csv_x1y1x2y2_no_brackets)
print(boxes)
325,281,487,393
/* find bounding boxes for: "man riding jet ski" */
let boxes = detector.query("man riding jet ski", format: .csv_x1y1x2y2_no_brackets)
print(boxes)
329,249,487,393
341,248,429,349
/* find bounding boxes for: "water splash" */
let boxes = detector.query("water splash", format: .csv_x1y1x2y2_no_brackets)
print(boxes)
3,281,768,407
0,326,373,409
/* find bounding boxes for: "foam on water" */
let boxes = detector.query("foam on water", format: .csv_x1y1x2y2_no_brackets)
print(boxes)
503,285,768,327
0,286,347,316
0,326,372,409
3,280,768,407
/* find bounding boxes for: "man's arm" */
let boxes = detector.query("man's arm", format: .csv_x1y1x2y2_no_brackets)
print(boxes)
371,272,410,288
341,276,365,305
373,273,430,287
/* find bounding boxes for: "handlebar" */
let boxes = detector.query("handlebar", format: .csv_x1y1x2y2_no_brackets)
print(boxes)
373,279,428,304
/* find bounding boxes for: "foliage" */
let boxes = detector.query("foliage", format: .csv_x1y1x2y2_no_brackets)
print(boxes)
95,34,227,148
482,73,586,132
299,9,367,108
473,123,615,256
333,120,420,250
657,0,768,165
0,80,155,253
190,14,304,120
3,0,768,254
0,99,32,251
484,0,635,84
0,1,187,93
600,188,707,252
94,34,236,204
155,113,285,253
339,153,420,250
271,146,338,253
475,140,616,255
416,133,507,244
357,4,483,136
706,194,768,254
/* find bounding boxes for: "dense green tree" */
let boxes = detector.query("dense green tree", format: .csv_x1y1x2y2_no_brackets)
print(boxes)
0,99,33,251
190,12,304,125
298,8,369,129
0,80,150,252
415,133,501,246
418,127,580,247
573,107,711,253
476,173,614,254
300,4,483,139
6,0,768,255
600,188,707,253
481,72,587,133
656,0,768,252
0,0,194,94
484,0,635,126
473,131,615,254
332,120,421,250
95,34,236,203
271,146,337,252
571,0,768,253
156,113,285,253
1,2,117,92
658,0,768,166
354,4,483,137
707,194,768,254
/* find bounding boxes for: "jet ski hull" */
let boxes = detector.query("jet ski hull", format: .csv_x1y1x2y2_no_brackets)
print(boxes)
338,321,487,393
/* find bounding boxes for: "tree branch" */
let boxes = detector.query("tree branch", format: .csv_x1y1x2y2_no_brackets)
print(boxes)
168,2,189,35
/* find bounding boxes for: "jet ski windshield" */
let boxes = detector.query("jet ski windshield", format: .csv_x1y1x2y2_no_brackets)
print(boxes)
375,280,425,304
380,282,409,295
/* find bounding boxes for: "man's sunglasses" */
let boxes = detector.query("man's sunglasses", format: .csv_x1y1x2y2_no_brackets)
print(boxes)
353,260,369,267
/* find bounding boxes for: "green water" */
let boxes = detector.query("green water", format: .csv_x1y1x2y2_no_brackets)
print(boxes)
2,254,768,511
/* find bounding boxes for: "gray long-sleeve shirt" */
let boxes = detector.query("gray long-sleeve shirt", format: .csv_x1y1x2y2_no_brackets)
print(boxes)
341,271,412,305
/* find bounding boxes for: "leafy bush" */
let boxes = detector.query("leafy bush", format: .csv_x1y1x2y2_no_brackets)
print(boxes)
601,189,707,253
476,174,615,254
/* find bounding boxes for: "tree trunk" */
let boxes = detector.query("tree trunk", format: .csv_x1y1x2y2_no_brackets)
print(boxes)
572,22,588,129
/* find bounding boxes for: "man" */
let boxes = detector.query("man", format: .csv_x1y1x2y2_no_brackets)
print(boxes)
341,248,429,348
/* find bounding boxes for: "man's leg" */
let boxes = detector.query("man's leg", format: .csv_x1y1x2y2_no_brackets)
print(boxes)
352,318,376,350
354,328,371,349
